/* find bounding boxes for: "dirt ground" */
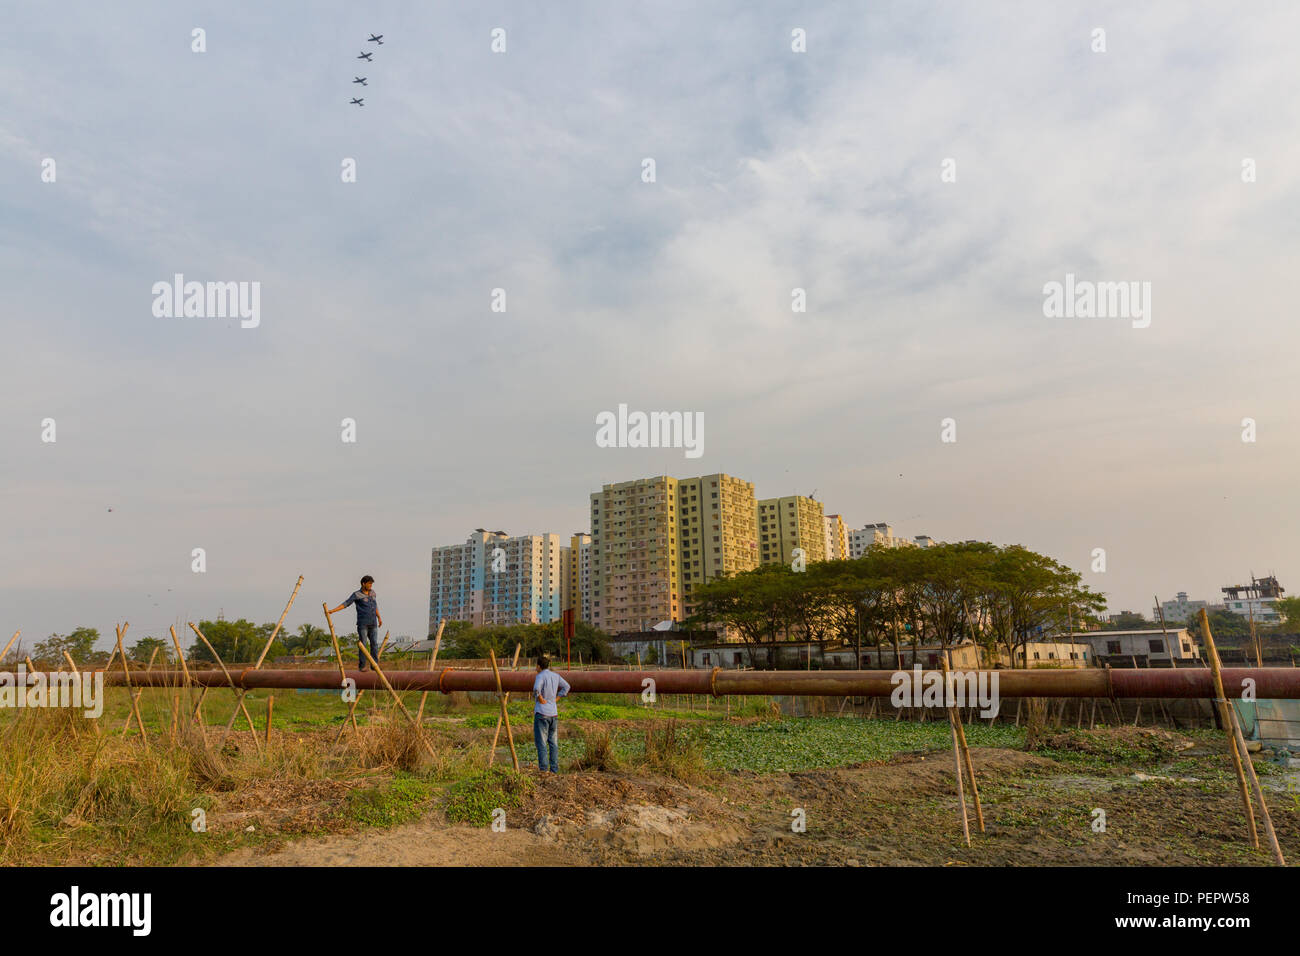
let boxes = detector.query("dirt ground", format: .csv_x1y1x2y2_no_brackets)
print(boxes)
214,728,1300,866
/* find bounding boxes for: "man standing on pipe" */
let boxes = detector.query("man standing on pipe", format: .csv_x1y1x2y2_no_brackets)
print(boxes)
328,575,383,671
532,655,570,773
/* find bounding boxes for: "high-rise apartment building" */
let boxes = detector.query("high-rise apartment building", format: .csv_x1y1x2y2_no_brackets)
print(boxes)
757,495,827,566
823,513,849,561
561,533,593,623
589,473,758,634
429,530,564,630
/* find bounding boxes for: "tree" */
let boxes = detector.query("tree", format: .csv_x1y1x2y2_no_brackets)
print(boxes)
32,627,99,665
188,619,286,664
439,620,612,663
1273,596,1300,630
1102,611,1149,630
129,636,169,664
285,623,331,656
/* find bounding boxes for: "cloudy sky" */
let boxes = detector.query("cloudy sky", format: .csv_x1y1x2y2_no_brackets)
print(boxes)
2,1,1297,651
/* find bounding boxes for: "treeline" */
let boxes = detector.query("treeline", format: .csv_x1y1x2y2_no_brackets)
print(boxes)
434,619,613,663
686,541,1106,668
15,621,339,667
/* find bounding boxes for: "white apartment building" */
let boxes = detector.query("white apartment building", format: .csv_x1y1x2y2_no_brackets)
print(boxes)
429,530,565,630
1153,591,1209,624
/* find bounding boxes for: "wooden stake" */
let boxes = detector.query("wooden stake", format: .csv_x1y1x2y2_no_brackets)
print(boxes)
1199,610,1283,863
949,717,971,847
943,650,984,833
168,625,205,742
0,630,19,664
1197,610,1258,848
354,639,438,759
489,643,522,765
265,696,274,747
219,575,303,741
488,648,519,771
188,622,262,755
415,620,446,724
323,603,360,740
335,632,390,743
120,646,160,732
114,624,148,741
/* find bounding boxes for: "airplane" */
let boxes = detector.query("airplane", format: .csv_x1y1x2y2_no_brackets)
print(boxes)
357,51,372,60
368,33,383,44
353,76,367,85
350,97,364,106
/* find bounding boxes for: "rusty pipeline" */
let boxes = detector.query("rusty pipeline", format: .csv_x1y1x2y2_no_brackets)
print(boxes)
14,666,1297,699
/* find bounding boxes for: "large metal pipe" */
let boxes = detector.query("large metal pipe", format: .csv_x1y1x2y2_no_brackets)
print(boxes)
15,666,1297,699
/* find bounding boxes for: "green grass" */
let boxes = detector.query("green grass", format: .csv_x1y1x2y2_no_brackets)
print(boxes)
684,718,1024,773
442,768,534,826
346,773,437,827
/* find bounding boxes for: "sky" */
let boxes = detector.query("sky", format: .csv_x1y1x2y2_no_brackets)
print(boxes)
2,1,1297,653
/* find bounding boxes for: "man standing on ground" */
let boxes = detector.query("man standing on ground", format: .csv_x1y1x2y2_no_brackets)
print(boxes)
532,655,570,773
328,575,383,671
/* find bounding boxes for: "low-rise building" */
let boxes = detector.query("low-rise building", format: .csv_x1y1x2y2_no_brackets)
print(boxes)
1153,591,1209,624
1069,628,1201,666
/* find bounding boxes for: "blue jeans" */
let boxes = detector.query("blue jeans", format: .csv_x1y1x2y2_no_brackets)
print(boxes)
357,624,380,669
534,714,559,772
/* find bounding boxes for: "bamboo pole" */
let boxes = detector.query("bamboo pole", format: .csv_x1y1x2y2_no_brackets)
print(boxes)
488,648,519,771
414,620,445,724
488,644,522,765
265,696,274,747
335,633,389,743
114,624,148,741
218,575,303,741
120,646,160,732
1199,611,1283,864
942,650,984,833
949,717,971,847
1197,610,1258,848
168,625,205,742
354,639,438,760
188,622,263,755
0,630,19,664
323,603,359,740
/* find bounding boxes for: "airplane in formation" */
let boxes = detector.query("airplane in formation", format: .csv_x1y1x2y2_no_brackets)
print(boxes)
357,51,372,61
368,34,383,44
353,76,367,85
350,97,364,106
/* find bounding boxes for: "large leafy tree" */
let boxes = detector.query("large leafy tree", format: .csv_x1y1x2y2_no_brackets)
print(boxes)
32,627,99,665
689,541,1105,669
188,619,287,664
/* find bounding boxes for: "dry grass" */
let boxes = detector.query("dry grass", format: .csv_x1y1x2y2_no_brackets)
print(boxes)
0,688,469,865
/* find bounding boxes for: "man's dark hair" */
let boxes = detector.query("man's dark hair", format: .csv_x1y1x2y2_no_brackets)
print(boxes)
360,575,374,586
536,655,550,669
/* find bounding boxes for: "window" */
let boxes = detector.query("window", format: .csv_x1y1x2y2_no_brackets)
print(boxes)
1148,639,1164,653
1107,641,1121,655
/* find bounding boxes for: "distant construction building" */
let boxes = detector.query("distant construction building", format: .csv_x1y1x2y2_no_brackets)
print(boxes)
588,473,759,634
428,530,565,630
1221,575,1286,626
757,495,826,566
